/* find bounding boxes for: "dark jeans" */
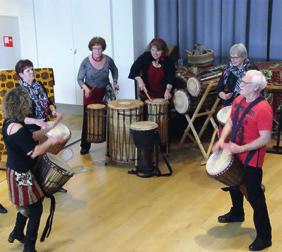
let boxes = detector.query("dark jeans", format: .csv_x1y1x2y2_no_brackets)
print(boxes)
80,105,91,150
228,166,272,241
14,200,43,240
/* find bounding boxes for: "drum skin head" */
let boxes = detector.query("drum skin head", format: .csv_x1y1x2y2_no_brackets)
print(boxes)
46,122,71,140
130,121,158,131
217,105,232,125
173,89,190,114
145,98,169,105
108,99,143,109
187,77,201,97
87,104,105,109
206,150,233,176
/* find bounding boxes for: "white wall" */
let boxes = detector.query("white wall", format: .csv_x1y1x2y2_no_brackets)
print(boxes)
0,0,155,104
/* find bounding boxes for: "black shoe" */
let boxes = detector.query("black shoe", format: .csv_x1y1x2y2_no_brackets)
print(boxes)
57,187,67,193
80,148,89,155
218,212,244,223
249,238,272,251
0,204,7,214
8,230,25,243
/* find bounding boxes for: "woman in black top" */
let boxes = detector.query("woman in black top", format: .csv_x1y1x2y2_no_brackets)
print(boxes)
217,43,257,106
129,38,175,101
3,88,64,252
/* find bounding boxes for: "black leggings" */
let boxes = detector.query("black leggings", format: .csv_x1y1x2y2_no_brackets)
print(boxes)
229,166,271,240
15,199,43,239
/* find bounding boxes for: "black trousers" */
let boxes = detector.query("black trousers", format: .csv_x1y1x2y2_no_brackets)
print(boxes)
80,105,91,150
228,166,271,241
14,199,43,240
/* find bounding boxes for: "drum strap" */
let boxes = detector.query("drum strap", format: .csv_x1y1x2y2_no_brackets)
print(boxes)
231,96,264,142
231,96,264,170
40,195,56,242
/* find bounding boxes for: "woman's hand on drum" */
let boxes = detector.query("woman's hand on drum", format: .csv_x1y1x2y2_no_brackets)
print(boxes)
136,77,145,91
51,110,63,120
164,89,172,100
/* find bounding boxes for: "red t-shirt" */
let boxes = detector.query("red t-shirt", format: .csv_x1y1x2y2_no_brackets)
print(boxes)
231,95,273,167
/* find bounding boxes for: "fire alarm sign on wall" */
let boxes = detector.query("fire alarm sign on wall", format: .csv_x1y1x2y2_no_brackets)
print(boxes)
3,36,13,47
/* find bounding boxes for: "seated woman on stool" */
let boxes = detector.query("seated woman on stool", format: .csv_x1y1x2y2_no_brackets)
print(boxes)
15,59,66,193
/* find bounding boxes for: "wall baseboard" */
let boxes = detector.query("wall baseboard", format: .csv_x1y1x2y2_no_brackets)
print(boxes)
56,103,83,115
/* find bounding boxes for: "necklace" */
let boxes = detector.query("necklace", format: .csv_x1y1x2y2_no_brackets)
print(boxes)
92,54,103,62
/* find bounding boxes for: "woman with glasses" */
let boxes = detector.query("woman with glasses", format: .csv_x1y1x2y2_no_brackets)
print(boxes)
77,36,118,155
217,43,258,106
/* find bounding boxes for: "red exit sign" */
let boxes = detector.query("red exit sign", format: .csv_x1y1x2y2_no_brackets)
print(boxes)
3,36,13,47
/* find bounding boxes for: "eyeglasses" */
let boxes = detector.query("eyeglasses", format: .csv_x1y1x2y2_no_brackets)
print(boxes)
230,56,241,60
92,47,102,51
240,79,259,86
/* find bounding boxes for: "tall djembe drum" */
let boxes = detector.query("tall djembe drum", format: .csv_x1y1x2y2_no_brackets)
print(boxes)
145,98,169,152
107,99,144,164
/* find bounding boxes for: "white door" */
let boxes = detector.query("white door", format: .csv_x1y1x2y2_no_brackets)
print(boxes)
33,0,77,104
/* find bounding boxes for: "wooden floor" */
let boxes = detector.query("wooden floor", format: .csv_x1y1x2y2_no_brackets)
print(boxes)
0,114,281,252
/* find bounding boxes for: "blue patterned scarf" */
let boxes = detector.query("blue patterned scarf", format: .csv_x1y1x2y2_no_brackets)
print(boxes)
223,58,251,95
20,79,49,119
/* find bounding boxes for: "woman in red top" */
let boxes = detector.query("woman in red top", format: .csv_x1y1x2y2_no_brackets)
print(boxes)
129,38,175,101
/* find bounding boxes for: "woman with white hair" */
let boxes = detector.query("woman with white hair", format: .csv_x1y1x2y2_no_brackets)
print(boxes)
217,43,258,106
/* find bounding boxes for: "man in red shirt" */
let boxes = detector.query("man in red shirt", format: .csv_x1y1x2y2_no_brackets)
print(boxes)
213,70,272,251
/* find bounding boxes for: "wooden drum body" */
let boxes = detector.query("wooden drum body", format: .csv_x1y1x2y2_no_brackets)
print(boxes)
145,98,169,147
107,99,144,164
206,150,243,186
32,153,74,196
86,104,106,143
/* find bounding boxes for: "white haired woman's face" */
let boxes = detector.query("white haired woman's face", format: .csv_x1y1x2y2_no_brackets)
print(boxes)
230,53,244,67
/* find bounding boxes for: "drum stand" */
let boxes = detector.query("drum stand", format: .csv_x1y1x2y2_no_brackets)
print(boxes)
178,81,220,163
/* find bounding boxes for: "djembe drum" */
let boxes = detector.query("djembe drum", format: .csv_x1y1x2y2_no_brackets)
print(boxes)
206,150,243,186
145,98,169,148
173,89,196,114
206,150,265,197
216,105,232,125
107,99,144,164
130,121,159,176
45,122,71,154
32,153,74,196
86,104,106,143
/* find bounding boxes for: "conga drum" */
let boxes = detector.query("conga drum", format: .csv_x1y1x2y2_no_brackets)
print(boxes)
86,104,106,143
32,153,74,196
145,98,169,148
173,89,196,114
186,75,219,97
107,99,144,164
45,122,71,155
216,105,232,125
206,150,243,186
130,121,159,176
